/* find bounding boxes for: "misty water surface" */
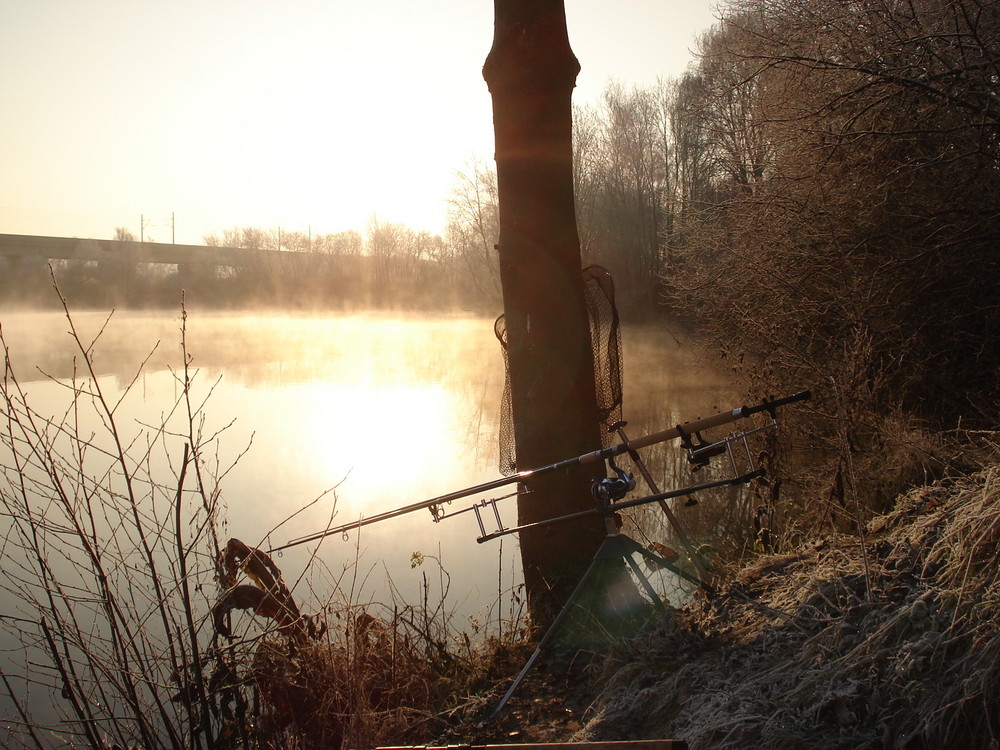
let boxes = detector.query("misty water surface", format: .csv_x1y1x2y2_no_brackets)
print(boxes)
0,310,737,618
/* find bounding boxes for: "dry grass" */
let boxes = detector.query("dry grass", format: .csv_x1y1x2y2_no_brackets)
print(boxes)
581,440,1000,748
211,544,530,750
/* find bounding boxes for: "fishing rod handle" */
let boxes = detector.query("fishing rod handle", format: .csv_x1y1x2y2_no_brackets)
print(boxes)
613,389,811,456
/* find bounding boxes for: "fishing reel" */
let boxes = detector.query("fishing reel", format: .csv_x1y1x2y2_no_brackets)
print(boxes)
678,426,727,471
592,456,636,505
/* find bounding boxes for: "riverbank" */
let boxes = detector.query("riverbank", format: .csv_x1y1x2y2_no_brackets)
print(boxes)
439,450,1000,749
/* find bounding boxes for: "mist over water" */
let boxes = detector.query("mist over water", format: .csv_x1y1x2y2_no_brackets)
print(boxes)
0,310,736,612
3,313,740,636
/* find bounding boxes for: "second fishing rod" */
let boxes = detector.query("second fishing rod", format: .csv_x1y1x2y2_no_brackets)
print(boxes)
270,389,811,554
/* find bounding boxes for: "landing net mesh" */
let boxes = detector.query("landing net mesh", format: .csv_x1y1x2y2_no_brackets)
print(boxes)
495,265,623,476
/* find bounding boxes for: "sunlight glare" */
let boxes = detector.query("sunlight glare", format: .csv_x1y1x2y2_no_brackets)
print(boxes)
299,380,455,514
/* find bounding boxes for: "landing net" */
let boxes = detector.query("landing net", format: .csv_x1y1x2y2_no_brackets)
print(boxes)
495,265,623,476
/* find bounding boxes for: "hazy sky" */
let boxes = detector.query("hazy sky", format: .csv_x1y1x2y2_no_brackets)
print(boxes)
1,1,720,245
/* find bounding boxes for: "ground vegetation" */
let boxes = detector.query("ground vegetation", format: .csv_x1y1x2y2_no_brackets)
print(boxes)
438,442,1000,749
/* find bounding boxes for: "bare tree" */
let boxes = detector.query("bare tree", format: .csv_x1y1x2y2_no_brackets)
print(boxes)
483,0,605,619
571,82,674,315
571,102,604,262
446,157,502,310
664,0,1000,535
662,72,719,248
314,230,363,257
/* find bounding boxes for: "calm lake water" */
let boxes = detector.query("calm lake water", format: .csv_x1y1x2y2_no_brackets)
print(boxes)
0,308,745,745
0,309,737,620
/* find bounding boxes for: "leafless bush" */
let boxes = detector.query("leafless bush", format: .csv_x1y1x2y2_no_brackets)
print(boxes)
0,288,237,748
205,538,530,749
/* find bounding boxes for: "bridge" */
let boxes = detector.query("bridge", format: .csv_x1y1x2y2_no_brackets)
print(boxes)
0,232,316,268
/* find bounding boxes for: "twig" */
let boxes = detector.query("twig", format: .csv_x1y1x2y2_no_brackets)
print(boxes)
830,376,873,600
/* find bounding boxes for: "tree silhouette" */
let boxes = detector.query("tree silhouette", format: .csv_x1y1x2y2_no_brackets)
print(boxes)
483,0,605,620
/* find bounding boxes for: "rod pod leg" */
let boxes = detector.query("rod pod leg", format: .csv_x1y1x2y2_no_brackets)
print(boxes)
489,531,669,721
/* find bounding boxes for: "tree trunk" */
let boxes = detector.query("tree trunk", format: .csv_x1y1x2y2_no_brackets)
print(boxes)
483,0,605,622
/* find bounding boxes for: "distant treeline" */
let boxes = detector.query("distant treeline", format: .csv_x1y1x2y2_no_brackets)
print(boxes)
0,224,484,313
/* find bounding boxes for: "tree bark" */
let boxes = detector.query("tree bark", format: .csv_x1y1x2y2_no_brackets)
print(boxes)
483,0,606,621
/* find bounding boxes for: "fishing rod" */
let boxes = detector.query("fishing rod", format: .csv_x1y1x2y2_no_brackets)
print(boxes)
270,389,811,554
475,467,766,545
